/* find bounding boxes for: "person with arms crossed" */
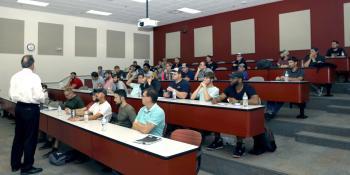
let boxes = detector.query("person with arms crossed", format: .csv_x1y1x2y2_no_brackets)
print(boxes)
9,55,45,174
132,88,165,136
210,72,261,158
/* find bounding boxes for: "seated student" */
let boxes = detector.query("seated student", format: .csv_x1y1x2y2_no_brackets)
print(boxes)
142,63,154,77
159,62,173,80
206,55,218,71
112,89,137,128
91,71,104,89
97,66,105,78
69,88,112,121
42,88,86,157
232,53,247,71
171,57,181,69
326,40,347,57
66,72,83,89
277,50,290,68
113,65,125,79
181,63,195,81
126,65,138,80
132,88,165,136
163,69,190,99
304,48,325,68
210,72,260,158
191,72,219,101
126,73,144,97
140,74,163,97
237,63,249,80
265,57,305,120
133,61,142,71
195,61,214,81
103,71,114,90
111,74,127,93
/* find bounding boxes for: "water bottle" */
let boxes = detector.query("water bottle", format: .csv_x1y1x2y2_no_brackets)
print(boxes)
58,106,62,116
84,111,89,123
342,51,345,57
284,71,289,82
172,90,177,100
101,117,107,131
71,109,76,117
242,93,248,108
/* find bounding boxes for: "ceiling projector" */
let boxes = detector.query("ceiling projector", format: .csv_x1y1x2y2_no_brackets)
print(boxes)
137,18,158,29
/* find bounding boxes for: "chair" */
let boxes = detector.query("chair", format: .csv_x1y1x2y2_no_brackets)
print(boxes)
170,129,202,174
246,59,256,63
217,61,226,64
192,62,199,66
266,58,274,62
216,67,228,71
248,76,265,82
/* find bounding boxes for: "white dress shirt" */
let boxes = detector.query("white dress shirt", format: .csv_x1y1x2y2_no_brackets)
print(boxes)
9,68,45,104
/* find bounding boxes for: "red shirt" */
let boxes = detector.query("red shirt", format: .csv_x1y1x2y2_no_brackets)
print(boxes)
70,77,83,89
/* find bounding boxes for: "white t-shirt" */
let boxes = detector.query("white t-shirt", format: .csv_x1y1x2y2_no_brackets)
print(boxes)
88,101,112,117
196,86,219,102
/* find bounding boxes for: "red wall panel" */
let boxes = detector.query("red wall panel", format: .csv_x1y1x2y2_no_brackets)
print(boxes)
153,0,350,64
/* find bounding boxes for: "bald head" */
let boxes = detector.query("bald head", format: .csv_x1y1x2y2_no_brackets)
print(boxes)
21,55,35,69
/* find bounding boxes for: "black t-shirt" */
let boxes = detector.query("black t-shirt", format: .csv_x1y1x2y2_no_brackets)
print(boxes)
140,79,163,96
326,48,347,57
304,55,325,67
206,62,218,71
171,63,182,69
169,79,190,98
224,84,257,100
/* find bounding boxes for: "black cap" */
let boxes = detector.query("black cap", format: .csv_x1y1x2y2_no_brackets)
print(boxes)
229,72,244,79
94,88,107,95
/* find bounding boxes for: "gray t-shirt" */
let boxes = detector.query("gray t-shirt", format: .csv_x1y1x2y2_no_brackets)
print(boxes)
198,68,213,81
113,104,137,128
284,68,304,79
112,81,127,92
92,76,105,89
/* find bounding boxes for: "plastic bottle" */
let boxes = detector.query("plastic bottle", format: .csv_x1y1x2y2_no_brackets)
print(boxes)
242,93,248,108
172,90,177,100
84,111,89,123
284,71,289,82
58,106,62,116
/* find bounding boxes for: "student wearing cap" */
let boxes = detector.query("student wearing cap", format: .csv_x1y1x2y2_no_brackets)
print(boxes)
210,72,260,158
191,72,219,102
111,74,127,93
195,61,214,81
304,48,325,68
326,40,347,57
163,69,191,99
69,88,112,121
277,50,290,68
112,89,137,128
232,53,247,71
181,63,195,81
265,57,305,120
132,88,165,136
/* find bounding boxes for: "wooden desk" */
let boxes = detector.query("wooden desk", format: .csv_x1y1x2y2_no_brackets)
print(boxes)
0,97,15,116
47,88,265,137
158,80,309,118
0,98,198,175
325,57,350,82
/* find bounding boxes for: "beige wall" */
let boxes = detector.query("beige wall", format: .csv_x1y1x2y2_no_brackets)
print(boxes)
0,6,153,97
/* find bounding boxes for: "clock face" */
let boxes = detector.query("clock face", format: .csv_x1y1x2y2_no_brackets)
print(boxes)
27,43,35,51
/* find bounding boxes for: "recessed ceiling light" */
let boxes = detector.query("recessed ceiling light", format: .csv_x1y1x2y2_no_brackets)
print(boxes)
130,0,151,3
86,10,112,16
177,7,201,14
17,0,49,7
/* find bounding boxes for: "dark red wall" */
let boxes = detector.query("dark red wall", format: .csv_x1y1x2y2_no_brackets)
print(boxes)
153,0,350,64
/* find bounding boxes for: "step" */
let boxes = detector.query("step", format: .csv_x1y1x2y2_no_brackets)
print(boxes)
331,83,350,94
295,131,350,150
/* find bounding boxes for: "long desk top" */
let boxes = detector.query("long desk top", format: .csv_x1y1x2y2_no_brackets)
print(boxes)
47,87,265,137
40,109,198,159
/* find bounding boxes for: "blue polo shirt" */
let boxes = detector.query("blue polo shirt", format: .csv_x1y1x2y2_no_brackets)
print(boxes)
134,103,165,136
169,79,191,98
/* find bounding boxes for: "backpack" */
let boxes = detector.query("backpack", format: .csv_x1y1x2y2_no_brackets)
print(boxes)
49,150,76,166
263,128,277,152
256,59,273,69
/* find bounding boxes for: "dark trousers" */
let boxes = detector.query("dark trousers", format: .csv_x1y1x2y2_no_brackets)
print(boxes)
11,102,40,170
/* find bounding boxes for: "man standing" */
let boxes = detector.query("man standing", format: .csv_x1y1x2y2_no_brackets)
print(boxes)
9,55,45,174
